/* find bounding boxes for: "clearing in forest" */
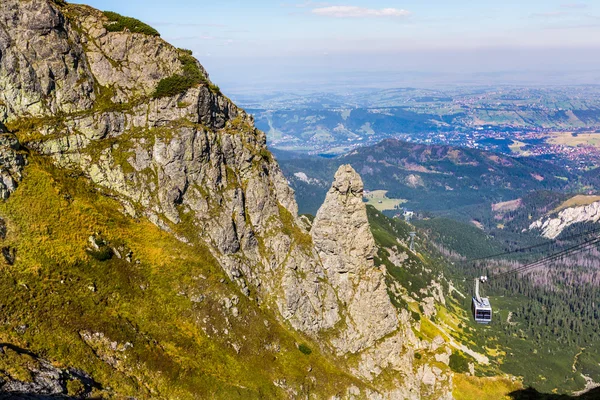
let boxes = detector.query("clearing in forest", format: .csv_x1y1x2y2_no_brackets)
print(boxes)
364,190,407,211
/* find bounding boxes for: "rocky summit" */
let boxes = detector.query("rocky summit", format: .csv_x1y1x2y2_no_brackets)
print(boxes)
0,1,472,398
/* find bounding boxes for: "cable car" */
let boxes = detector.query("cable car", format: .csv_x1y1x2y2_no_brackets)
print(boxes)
472,276,492,324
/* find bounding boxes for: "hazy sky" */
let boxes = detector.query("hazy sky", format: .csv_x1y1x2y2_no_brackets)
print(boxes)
73,1,600,91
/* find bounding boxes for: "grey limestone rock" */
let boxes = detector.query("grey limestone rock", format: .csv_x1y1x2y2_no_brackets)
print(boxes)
0,1,456,397
0,133,25,200
0,0,95,119
311,165,399,354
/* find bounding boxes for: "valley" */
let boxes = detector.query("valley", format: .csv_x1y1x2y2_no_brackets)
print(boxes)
234,87,600,171
364,190,406,212
274,137,600,395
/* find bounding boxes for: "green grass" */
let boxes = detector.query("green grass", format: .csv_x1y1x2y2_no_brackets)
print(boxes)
103,11,160,36
364,190,406,211
457,294,598,394
0,157,363,398
449,351,470,373
366,205,600,396
367,206,444,300
278,204,313,251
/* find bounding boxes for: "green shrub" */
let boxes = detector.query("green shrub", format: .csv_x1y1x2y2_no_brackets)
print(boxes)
411,310,421,321
414,352,422,360
209,83,221,94
66,379,85,396
103,11,160,37
259,148,271,161
153,75,196,99
86,246,113,262
153,51,221,98
449,351,470,373
179,53,203,82
298,344,312,355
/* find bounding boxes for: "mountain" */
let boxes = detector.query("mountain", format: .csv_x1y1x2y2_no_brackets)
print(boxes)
417,191,600,394
277,138,600,394
277,138,580,216
0,1,493,398
3,1,600,398
529,197,600,238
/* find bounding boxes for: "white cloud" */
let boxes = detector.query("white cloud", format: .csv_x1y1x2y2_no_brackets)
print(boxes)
311,6,410,18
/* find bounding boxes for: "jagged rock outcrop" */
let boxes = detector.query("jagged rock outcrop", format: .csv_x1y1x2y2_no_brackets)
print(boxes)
0,0,95,118
312,165,398,354
0,0,336,353
530,201,600,238
0,133,25,199
0,1,457,398
0,345,97,397
308,166,454,399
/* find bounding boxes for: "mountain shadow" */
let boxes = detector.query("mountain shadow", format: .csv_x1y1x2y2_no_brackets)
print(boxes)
510,387,600,399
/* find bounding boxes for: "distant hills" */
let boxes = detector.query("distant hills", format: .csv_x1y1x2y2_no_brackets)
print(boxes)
239,87,600,156
276,138,581,216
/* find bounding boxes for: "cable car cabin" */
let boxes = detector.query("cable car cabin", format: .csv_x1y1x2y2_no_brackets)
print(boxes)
471,296,492,324
471,276,492,324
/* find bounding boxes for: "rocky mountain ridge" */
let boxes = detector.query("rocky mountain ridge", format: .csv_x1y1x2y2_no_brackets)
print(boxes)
275,138,578,216
0,1,462,398
530,201,600,239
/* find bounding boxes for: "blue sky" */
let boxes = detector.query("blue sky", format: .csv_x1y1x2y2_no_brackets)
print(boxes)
72,1,600,90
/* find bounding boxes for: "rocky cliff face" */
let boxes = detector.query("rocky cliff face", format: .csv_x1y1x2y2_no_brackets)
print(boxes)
311,165,398,354
0,1,455,398
530,201,600,239
0,132,24,199
1,0,327,331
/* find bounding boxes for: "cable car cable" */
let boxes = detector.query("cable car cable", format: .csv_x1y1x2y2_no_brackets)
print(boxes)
497,237,600,277
492,237,600,279
491,236,600,279
466,226,600,263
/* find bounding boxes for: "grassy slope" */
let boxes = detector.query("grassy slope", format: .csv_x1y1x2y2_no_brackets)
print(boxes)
453,374,521,400
551,195,600,214
0,157,362,398
366,207,531,397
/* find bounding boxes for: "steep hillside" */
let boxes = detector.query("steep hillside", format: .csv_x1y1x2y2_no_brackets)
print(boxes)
0,1,469,398
412,193,600,394
530,199,600,239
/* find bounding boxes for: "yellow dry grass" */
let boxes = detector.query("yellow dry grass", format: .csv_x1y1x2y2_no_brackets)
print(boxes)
453,374,522,400
364,190,407,211
548,132,600,148
551,195,600,214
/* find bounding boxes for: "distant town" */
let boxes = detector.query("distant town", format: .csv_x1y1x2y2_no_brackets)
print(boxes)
234,86,600,171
